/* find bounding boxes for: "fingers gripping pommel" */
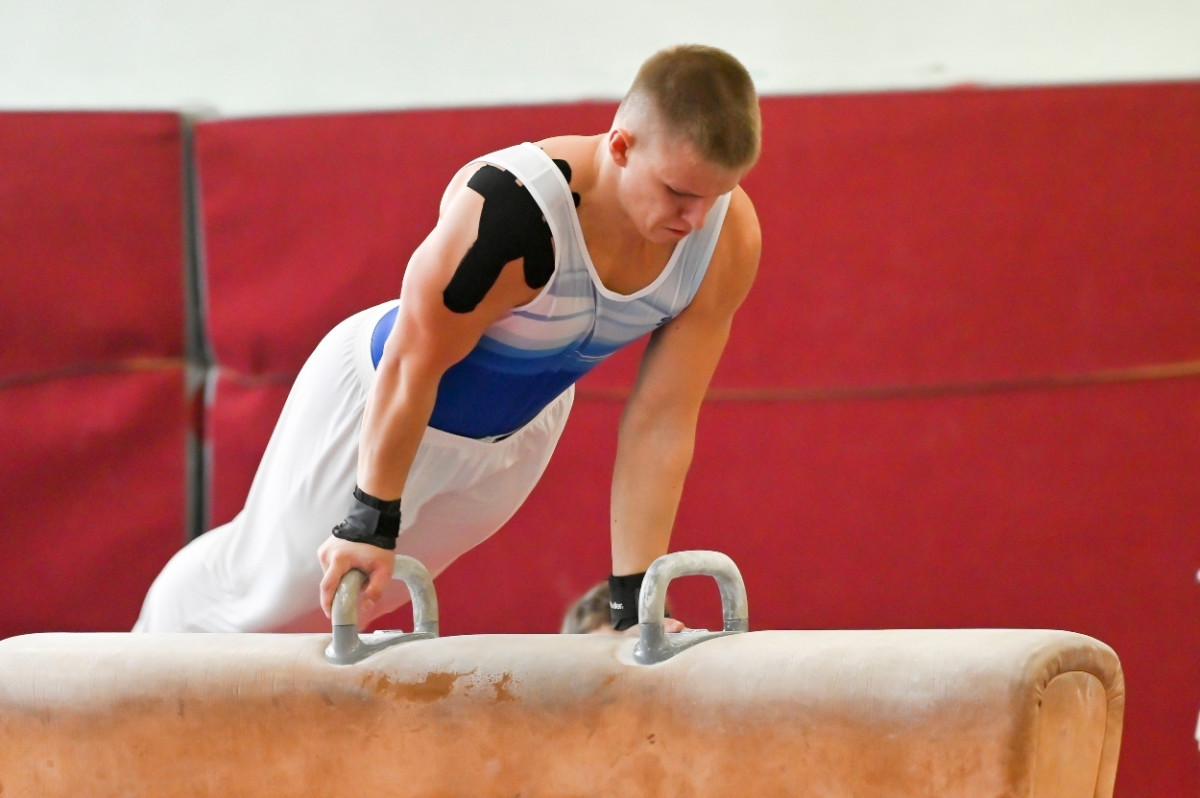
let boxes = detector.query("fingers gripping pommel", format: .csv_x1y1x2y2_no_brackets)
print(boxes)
442,160,577,313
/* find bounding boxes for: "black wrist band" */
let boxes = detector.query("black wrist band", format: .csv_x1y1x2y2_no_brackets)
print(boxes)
331,486,401,550
350,486,401,514
608,572,645,631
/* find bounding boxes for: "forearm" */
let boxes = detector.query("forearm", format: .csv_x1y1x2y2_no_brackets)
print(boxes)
609,418,696,575
355,353,440,501
319,353,440,615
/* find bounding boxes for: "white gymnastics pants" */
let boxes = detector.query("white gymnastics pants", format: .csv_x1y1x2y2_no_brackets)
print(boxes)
134,301,573,632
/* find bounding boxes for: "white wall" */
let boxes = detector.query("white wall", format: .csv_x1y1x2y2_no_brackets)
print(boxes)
1,0,1198,117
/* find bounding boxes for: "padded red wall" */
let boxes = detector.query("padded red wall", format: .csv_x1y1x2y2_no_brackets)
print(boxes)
707,86,1199,796
0,112,189,635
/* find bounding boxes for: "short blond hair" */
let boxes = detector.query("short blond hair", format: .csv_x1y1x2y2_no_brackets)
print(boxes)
619,44,761,170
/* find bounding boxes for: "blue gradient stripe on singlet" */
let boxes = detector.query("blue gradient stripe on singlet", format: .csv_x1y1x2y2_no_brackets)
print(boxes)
370,305,602,439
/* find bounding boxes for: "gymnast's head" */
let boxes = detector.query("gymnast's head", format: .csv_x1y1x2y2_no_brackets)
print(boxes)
615,45,761,173
605,45,761,243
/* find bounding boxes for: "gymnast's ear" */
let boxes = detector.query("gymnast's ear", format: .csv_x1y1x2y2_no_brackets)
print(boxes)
607,128,633,166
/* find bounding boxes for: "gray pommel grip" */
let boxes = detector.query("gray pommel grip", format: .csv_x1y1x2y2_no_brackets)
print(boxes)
325,555,440,665
633,550,750,666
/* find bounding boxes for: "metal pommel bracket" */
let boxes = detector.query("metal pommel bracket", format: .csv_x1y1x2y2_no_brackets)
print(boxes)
633,550,750,665
324,555,439,665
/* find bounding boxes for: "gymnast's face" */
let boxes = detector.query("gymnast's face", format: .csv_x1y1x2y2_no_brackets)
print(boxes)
608,125,744,246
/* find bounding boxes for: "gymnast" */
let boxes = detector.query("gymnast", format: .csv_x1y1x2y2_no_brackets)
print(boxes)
135,44,763,634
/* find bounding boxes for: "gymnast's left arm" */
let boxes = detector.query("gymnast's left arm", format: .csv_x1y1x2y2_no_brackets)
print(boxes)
607,189,762,626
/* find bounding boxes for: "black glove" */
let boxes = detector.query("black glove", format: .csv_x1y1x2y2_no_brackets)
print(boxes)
331,487,401,550
608,572,645,631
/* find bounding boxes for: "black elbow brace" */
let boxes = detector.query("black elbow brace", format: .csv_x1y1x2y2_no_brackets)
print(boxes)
331,487,401,550
608,572,645,631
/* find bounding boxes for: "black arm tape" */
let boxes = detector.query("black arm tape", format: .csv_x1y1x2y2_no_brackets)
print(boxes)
331,486,401,550
443,164,555,314
608,572,645,631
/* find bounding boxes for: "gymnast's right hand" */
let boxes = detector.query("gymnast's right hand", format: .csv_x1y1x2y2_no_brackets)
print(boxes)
317,537,395,619
317,486,403,618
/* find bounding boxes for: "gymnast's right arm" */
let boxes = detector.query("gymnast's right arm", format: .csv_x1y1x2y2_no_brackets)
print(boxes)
317,165,534,618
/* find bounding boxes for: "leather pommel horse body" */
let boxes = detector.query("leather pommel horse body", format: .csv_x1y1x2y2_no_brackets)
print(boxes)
0,553,1124,797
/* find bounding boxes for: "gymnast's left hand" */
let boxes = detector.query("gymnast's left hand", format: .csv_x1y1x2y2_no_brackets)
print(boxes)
317,536,396,619
619,617,687,636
